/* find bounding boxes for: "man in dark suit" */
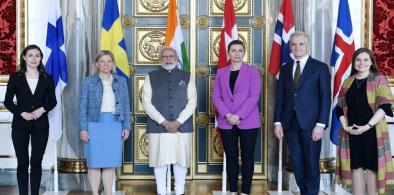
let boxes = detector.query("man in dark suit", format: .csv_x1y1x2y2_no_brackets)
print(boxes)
274,31,331,195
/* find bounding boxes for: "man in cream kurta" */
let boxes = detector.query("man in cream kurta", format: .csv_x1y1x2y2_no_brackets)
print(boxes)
142,46,197,195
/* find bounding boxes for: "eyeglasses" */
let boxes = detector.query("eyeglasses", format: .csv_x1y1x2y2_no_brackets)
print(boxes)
162,55,176,59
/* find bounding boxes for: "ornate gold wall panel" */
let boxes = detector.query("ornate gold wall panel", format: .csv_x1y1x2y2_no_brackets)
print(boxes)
135,0,169,16
210,0,252,16
208,76,216,115
134,125,149,163
208,125,224,163
121,0,267,179
133,76,146,114
209,27,252,65
134,27,166,65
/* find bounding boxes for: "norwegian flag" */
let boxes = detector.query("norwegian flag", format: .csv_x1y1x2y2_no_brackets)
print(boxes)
330,0,355,145
217,0,238,68
268,0,295,78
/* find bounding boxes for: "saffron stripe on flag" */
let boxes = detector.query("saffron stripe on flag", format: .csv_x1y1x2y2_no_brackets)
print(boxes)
164,0,190,72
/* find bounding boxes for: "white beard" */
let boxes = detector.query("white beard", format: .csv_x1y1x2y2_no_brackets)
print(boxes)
161,63,177,71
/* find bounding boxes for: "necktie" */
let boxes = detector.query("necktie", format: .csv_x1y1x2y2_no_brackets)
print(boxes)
293,61,301,87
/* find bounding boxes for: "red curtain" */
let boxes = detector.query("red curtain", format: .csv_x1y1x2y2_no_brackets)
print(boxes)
0,0,17,75
373,0,394,76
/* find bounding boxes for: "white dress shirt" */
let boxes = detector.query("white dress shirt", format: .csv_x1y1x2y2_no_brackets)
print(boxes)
100,75,116,113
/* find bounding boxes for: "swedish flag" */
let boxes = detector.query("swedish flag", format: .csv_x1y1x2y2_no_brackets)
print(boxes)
101,0,130,78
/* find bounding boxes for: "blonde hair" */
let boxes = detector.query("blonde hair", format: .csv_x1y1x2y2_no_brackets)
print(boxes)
93,50,117,74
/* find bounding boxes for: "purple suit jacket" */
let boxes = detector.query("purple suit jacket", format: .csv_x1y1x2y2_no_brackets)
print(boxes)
212,64,261,130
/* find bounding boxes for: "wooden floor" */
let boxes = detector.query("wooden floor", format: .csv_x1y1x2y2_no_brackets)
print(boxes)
0,180,272,195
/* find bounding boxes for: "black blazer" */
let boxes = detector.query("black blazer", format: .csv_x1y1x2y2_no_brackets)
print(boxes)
4,73,57,129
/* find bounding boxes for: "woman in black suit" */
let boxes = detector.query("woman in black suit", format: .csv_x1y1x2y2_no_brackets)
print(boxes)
4,45,57,195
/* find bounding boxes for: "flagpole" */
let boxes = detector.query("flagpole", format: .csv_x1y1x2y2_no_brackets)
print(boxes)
112,170,116,192
54,143,58,192
222,152,227,192
278,139,282,192
167,164,171,193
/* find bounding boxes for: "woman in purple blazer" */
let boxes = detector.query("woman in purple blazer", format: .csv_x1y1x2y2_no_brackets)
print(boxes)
212,40,261,195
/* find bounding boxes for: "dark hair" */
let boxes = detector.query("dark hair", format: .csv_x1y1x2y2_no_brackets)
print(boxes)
227,40,245,52
350,47,380,76
17,45,46,78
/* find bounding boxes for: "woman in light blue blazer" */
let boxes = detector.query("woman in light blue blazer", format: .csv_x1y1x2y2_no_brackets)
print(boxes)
79,50,130,195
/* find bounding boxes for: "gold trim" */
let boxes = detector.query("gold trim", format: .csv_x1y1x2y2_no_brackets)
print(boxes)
129,64,135,76
388,77,394,87
135,0,169,16
196,65,209,77
0,75,10,86
134,125,149,163
254,164,262,173
0,106,8,112
196,15,209,28
361,0,373,49
122,16,135,28
196,112,209,127
57,158,88,173
255,64,265,77
197,164,208,173
208,76,216,115
250,16,265,28
179,15,189,28
210,0,252,16
190,0,197,179
134,27,166,65
285,158,335,173
134,76,146,114
208,124,224,163
123,164,133,173
263,0,269,179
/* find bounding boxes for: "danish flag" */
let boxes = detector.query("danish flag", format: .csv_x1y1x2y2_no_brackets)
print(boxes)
217,0,238,68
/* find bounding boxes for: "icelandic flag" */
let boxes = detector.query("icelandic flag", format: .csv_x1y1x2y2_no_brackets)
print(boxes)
330,0,355,145
268,0,295,79
44,0,68,141
101,0,130,78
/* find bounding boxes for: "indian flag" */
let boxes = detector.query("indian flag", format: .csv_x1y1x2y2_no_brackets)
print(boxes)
164,0,190,72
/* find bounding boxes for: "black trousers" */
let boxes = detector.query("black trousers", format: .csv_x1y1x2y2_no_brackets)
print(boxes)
221,126,258,194
12,127,49,195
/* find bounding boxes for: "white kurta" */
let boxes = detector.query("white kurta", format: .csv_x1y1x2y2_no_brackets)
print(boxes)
142,73,197,168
